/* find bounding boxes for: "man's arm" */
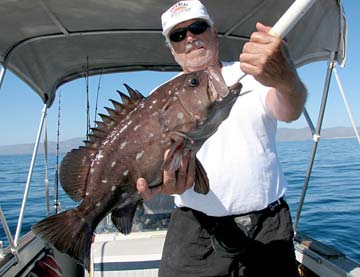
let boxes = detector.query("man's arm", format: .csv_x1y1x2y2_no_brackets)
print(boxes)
240,22,307,122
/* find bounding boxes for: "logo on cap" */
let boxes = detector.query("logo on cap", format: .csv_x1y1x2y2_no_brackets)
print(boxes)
169,2,191,18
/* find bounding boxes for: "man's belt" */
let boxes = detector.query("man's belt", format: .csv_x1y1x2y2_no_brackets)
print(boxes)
189,197,287,257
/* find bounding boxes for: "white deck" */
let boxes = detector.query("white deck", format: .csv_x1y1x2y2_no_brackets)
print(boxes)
89,230,360,277
90,230,166,277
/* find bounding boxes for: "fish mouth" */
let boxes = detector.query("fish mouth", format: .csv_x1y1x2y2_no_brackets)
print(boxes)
207,65,229,101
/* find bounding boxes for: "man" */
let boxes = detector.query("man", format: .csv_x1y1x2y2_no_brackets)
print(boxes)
137,1,307,276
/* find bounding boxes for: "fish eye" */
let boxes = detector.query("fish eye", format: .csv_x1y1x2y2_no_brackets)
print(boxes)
188,77,199,87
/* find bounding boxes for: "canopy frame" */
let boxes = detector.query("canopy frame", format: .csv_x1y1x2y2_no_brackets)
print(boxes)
0,0,346,107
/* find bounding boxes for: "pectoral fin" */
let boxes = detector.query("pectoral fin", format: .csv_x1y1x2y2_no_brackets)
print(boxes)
162,135,209,195
194,158,210,194
111,200,141,235
162,137,185,172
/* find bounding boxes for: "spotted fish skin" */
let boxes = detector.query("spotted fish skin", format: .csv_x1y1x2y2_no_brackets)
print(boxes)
32,65,242,270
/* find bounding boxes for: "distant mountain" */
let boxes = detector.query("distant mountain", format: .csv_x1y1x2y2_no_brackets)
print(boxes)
0,127,358,155
0,137,84,156
276,126,359,141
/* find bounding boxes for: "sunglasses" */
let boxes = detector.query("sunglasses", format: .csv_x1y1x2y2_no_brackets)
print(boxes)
169,21,210,42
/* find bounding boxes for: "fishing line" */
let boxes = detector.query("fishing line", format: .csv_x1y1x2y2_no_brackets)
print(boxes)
54,90,61,214
43,119,50,216
94,69,103,126
85,56,91,140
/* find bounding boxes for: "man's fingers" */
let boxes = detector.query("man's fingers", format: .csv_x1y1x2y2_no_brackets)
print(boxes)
162,149,195,195
136,177,161,201
163,169,176,194
137,149,196,199
248,22,280,45
242,41,270,55
256,22,272,33
240,52,268,69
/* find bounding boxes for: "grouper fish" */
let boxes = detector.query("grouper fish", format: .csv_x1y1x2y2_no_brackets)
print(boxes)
32,65,242,270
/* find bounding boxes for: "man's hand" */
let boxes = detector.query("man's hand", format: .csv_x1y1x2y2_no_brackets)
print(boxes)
136,148,196,201
240,22,296,90
240,22,307,122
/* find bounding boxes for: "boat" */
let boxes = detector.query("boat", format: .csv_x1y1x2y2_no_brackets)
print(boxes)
0,0,359,276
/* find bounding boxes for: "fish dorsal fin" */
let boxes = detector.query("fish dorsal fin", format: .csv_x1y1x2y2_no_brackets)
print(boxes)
98,113,115,125
109,99,127,114
90,127,107,138
60,84,145,201
104,107,123,122
123,83,145,101
86,84,145,148
60,147,97,201
116,91,133,108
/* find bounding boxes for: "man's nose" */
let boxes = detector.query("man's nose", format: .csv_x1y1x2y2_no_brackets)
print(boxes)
185,31,196,42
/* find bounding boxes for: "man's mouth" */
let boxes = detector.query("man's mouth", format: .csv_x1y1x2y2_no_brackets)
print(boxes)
185,40,205,54
187,47,204,54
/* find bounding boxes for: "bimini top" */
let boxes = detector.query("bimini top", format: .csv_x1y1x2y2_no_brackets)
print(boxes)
0,0,346,107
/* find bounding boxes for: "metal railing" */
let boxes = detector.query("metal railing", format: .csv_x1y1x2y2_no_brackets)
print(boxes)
293,53,336,232
0,102,48,263
14,104,48,245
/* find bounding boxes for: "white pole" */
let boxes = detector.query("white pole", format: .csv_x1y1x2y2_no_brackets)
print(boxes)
237,0,318,83
0,65,6,91
14,104,48,245
333,67,360,144
269,0,318,38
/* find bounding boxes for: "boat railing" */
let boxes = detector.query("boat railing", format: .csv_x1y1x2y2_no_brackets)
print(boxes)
0,205,19,262
293,53,337,232
14,104,48,245
0,98,48,265
333,67,360,144
293,52,360,232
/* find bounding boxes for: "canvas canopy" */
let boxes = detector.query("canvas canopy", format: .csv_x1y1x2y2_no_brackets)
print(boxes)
0,0,346,107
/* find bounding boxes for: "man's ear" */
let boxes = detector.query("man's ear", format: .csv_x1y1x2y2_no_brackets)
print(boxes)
212,26,218,36
213,27,219,47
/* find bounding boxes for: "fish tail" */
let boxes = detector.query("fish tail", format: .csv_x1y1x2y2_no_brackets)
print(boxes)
32,209,92,270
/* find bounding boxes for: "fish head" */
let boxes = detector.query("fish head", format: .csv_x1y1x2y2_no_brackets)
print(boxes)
160,64,241,135
176,65,230,121
173,65,243,144
178,64,243,119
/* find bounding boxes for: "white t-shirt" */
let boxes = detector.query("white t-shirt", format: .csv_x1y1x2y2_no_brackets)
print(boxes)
174,61,288,216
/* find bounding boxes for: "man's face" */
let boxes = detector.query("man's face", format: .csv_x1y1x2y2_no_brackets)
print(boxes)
168,19,219,73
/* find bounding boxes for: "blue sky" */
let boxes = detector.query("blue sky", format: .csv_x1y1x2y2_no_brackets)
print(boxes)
0,0,359,146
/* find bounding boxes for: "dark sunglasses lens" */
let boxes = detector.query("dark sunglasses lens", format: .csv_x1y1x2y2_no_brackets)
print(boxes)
189,21,209,35
169,28,187,42
169,21,209,42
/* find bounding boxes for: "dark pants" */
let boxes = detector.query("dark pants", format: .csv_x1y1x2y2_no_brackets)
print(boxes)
159,200,298,277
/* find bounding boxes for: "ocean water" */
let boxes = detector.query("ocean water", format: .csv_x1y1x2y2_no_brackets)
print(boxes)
0,138,359,263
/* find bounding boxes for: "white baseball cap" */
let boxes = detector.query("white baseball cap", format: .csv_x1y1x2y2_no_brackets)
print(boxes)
161,0,213,37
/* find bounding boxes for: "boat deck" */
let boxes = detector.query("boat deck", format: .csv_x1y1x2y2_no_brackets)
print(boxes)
88,230,360,277
89,230,166,277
